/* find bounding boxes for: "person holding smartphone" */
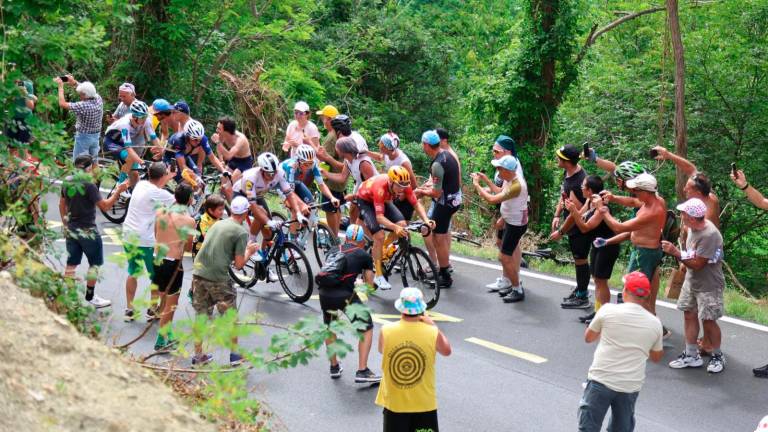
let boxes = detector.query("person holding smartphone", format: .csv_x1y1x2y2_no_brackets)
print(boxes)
55,74,103,159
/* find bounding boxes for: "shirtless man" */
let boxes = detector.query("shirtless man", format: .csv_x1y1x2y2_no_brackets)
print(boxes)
212,116,254,175
151,184,196,351
597,174,667,319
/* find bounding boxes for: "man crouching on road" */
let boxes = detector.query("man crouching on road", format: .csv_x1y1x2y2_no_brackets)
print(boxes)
191,195,258,367
579,271,664,432
376,287,452,432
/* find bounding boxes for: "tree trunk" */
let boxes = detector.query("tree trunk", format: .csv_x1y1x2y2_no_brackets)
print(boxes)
667,0,688,201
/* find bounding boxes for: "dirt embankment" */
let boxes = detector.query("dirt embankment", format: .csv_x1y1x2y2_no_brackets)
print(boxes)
0,273,216,432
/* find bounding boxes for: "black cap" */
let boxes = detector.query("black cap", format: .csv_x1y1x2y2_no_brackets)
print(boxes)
556,144,580,162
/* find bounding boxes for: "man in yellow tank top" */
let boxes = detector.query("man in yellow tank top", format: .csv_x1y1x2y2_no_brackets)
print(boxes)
375,288,452,432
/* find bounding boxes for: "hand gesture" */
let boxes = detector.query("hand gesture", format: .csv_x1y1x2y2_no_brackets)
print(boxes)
661,240,679,257
593,237,607,248
427,219,436,230
394,225,407,238
549,230,562,241
652,145,667,160
731,169,748,188
564,198,578,213
330,197,340,208
599,190,613,203
116,181,130,193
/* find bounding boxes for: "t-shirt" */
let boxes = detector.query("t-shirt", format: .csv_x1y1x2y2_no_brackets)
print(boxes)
233,167,292,199
61,177,102,231
69,94,104,134
684,220,725,293
113,102,130,120
285,120,320,155
500,176,529,226
587,303,663,393
105,114,157,148
318,244,373,297
13,80,34,120
356,174,418,215
193,218,248,282
561,167,587,236
430,150,461,207
122,181,176,247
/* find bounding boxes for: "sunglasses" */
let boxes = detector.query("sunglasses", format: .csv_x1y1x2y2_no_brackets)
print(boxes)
294,110,308,116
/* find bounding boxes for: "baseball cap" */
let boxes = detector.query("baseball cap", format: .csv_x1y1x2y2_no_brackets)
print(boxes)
174,101,190,115
119,82,135,94
230,196,250,215
316,104,339,118
152,98,173,113
421,130,440,146
395,287,427,316
625,173,658,193
676,198,707,218
755,415,768,432
623,271,651,297
556,144,580,162
294,101,310,112
491,155,519,172
345,224,365,242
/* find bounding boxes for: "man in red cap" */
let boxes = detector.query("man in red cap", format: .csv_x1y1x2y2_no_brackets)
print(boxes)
578,271,664,432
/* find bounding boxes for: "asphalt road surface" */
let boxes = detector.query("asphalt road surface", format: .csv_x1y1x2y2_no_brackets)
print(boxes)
43,193,768,431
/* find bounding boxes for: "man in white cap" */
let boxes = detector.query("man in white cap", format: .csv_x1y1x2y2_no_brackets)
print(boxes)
376,287,452,432
190,195,258,367
282,101,320,154
110,82,138,122
55,74,103,158
662,198,726,373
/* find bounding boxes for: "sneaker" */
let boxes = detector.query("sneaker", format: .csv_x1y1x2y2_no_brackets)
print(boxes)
230,353,244,367
561,296,590,309
563,288,578,302
192,353,213,367
437,271,453,288
266,268,279,282
123,308,135,322
707,353,725,373
753,363,768,378
88,294,111,309
374,275,392,290
502,288,525,303
448,264,455,273
662,326,672,340
146,308,159,322
329,364,343,379
486,277,512,293
669,352,704,369
579,311,596,323
355,368,381,383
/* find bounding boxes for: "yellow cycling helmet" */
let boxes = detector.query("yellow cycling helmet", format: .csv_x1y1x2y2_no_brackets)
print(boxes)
388,165,410,186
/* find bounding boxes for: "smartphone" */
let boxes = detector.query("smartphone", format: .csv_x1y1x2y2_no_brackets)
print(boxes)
169,158,178,172
649,148,659,158
731,162,737,176
583,142,590,159
59,75,69,82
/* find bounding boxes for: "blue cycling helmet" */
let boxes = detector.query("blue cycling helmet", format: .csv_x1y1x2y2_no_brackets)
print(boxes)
421,130,440,146
346,224,365,242
152,98,173,113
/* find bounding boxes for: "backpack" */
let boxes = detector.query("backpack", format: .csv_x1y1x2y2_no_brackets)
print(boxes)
662,209,680,245
314,245,359,287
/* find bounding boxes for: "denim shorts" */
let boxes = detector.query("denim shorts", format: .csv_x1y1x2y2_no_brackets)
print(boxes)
73,132,100,159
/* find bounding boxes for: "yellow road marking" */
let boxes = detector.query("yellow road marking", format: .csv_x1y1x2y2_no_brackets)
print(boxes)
46,220,63,229
465,337,548,364
372,311,463,323
371,315,393,325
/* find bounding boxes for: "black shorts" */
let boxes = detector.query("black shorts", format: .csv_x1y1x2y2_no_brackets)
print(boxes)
500,223,527,256
394,199,415,221
428,202,458,235
152,259,184,295
65,229,104,267
319,292,373,331
5,119,31,146
567,233,592,260
322,189,347,213
383,408,439,432
357,199,404,234
227,156,254,173
589,244,620,280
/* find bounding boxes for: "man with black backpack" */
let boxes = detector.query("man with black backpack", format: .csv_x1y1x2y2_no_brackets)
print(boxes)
316,224,380,383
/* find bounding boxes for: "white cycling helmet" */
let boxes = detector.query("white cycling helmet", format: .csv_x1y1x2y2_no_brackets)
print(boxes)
296,144,316,163
258,152,280,173
184,119,205,139
129,100,149,118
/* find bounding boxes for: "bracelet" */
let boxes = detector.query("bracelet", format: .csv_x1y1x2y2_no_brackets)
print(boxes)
740,183,750,191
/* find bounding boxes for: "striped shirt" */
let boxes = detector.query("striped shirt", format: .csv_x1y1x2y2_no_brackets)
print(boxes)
69,94,104,134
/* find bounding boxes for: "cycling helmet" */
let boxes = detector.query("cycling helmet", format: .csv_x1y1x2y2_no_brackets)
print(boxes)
388,165,410,185
296,144,316,163
346,224,365,242
129,100,149,118
258,152,280,173
613,161,647,181
379,132,400,150
152,98,173,113
330,115,352,135
184,120,205,139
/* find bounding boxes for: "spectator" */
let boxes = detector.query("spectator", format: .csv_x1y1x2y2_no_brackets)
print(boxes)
211,116,253,175
6,75,37,156
376,287,452,432
55,74,103,158
110,82,137,122
282,101,320,155
315,104,346,236
662,198,726,374
579,271,664,432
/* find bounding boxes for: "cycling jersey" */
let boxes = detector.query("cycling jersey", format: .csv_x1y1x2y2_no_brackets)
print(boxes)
104,115,157,151
430,150,462,207
279,157,324,186
233,167,292,200
384,149,410,171
168,132,212,159
356,174,417,216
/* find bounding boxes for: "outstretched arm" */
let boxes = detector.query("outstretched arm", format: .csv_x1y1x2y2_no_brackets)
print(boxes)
653,146,697,177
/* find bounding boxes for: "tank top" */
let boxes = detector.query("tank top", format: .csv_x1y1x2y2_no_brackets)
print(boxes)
384,149,410,170
583,203,615,240
347,155,378,192
431,150,461,207
375,320,439,413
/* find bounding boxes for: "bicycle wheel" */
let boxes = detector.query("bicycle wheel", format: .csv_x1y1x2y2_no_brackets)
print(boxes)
400,246,440,309
99,173,129,224
275,241,313,303
229,257,261,289
312,222,338,267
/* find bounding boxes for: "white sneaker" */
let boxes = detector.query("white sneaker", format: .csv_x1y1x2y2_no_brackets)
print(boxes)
669,352,704,369
707,353,725,373
374,275,392,290
485,277,512,292
88,294,111,309
267,220,282,231
267,268,279,282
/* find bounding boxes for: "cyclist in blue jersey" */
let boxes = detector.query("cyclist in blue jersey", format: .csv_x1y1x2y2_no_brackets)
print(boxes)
166,120,228,184
103,100,162,186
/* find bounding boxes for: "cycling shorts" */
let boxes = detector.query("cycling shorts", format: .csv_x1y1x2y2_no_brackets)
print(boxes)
428,202,458,235
500,223,527,256
357,199,404,235
322,190,346,214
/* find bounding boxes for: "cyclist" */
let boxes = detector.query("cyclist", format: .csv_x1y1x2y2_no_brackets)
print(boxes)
355,166,435,289
166,119,227,185
367,132,418,220
211,116,253,174
103,100,162,187
323,135,378,222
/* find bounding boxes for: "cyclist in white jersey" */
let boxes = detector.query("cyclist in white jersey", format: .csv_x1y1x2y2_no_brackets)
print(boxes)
368,132,418,220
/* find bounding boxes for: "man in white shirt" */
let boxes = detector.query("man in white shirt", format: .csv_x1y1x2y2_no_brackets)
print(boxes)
122,162,177,322
579,271,664,432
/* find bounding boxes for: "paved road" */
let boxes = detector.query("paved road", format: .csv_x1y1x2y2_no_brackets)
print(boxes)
43,194,768,431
